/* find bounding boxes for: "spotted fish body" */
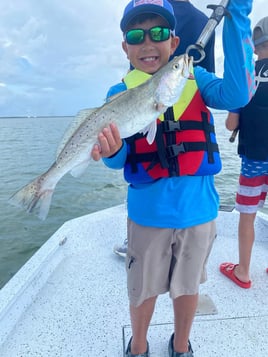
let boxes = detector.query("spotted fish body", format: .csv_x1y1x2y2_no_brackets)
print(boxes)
9,55,192,220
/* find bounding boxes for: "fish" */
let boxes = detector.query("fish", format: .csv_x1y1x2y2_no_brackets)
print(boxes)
9,54,193,220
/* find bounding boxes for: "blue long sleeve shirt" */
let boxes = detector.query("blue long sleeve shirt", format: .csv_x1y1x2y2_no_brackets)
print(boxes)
103,0,254,229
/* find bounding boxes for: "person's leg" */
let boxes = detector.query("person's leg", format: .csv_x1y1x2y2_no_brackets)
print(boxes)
232,161,268,282
126,220,174,354
172,294,198,353
169,221,216,354
129,296,157,354
234,212,256,282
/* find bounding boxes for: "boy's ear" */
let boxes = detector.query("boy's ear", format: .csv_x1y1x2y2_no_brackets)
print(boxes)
170,36,180,56
122,41,129,57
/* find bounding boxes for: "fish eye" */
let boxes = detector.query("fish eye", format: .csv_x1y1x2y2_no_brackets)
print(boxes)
173,63,179,70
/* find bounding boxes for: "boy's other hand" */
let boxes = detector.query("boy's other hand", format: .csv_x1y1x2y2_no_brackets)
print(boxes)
91,123,123,161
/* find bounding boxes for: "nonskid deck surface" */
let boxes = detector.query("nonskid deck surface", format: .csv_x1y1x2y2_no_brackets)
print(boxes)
0,205,267,356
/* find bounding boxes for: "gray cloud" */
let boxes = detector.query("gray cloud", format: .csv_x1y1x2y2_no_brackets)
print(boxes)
0,0,264,116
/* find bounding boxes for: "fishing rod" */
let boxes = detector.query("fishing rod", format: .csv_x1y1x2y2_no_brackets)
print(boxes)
186,1,238,142
186,0,230,64
229,127,239,142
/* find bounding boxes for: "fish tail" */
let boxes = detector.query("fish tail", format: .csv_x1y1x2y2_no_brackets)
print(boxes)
9,174,55,220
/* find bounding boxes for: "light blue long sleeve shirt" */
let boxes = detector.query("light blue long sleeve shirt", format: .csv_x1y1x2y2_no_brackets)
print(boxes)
103,0,254,229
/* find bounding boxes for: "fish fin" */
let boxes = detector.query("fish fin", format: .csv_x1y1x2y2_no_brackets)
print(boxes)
107,91,127,102
139,121,157,145
70,159,91,178
9,175,54,220
56,108,98,159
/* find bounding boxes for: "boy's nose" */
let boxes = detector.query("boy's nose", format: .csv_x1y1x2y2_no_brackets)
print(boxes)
143,32,153,44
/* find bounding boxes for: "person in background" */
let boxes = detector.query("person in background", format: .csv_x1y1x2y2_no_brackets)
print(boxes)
220,16,268,288
91,1,254,355
113,0,215,258
169,0,215,72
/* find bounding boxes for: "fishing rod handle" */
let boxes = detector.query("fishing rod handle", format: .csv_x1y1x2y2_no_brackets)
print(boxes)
229,128,239,143
195,20,219,49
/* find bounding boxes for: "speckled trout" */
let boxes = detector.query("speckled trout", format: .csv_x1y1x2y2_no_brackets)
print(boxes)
9,55,192,220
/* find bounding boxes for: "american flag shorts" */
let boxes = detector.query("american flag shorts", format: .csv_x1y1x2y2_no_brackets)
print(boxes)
235,156,268,213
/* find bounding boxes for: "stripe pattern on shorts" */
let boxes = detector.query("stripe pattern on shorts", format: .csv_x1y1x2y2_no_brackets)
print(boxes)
236,158,268,213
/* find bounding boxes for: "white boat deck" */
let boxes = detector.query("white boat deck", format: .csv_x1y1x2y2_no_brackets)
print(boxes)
0,205,267,356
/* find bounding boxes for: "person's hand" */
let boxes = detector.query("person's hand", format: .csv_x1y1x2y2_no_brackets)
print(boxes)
225,112,239,131
91,123,122,161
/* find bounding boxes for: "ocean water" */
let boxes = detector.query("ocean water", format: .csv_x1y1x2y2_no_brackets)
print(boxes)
0,113,267,288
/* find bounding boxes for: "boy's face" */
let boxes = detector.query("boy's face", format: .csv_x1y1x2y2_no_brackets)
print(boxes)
122,16,179,74
254,41,268,60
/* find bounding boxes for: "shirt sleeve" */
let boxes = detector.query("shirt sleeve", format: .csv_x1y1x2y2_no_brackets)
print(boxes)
195,0,255,111
106,82,127,101
103,140,127,169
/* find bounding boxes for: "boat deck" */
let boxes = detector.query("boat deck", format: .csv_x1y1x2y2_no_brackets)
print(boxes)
0,205,267,356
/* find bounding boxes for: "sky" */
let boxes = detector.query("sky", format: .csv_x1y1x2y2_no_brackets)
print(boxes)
0,0,266,117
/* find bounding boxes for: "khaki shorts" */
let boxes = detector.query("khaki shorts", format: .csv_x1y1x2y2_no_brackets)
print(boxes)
126,218,216,307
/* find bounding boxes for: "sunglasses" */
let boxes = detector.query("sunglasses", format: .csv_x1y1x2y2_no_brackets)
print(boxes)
125,26,171,45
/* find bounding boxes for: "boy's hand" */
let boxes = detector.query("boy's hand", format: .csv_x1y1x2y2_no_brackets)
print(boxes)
225,112,239,131
91,123,123,161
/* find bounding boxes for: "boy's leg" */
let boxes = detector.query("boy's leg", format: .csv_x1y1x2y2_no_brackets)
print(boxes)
129,296,157,354
126,219,173,354
169,222,216,354
235,212,256,282
172,294,198,353
233,161,268,282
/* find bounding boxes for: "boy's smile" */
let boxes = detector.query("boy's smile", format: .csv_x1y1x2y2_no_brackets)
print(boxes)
122,17,179,74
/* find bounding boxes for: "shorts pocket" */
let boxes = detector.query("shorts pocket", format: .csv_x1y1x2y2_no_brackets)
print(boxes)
126,248,143,299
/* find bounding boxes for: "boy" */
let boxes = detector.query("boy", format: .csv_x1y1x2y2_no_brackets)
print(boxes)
113,0,215,258
91,0,254,356
220,16,268,288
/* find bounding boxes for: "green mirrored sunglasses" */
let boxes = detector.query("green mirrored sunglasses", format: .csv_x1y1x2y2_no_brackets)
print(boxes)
125,26,171,45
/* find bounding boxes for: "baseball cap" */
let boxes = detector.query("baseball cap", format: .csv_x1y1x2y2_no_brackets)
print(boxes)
253,16,268,46
120,0,176,33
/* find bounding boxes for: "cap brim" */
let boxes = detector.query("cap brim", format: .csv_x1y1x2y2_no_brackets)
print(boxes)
254,35,268,46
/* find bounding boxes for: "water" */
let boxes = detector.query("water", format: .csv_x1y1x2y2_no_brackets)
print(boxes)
0,113,267,289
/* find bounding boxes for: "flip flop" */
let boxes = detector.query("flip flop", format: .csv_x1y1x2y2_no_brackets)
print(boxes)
219,262,251,289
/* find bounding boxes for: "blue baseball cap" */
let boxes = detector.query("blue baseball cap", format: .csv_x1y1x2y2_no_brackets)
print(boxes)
120,0,176,33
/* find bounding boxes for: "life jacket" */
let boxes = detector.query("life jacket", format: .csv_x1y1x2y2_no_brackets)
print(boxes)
123,69,222,184
238,59,268,161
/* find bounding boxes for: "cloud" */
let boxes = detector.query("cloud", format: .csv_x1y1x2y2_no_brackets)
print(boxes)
0,0,129,116
0,0,265,116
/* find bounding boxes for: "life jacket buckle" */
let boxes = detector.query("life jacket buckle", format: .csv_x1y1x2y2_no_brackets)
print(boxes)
162,120,182,132
166,143,185,158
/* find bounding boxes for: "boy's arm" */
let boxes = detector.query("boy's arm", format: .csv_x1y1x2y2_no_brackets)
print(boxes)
196,0,255,110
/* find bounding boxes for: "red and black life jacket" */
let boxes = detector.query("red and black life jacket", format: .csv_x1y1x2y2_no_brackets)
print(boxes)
123,69,222,184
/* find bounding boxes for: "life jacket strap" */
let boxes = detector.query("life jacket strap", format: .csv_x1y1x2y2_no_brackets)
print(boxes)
162,119,215,133
166,142,219,159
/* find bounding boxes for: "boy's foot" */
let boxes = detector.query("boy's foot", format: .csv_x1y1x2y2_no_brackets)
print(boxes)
168,333,193,356
219,262,251,289
125,337,149,357
113,238,128,258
